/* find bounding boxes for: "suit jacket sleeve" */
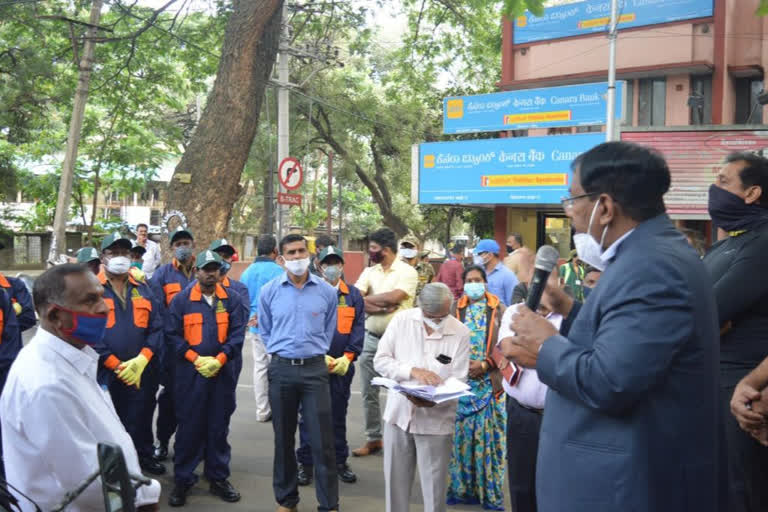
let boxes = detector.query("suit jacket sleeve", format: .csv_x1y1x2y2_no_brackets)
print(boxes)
537,259,692,415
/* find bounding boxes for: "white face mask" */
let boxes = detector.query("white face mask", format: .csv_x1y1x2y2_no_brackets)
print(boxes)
284,257,311,276
400,248,418,259
573,200,607,272
105,255,131,275
423,316,447,331
472,254,485,266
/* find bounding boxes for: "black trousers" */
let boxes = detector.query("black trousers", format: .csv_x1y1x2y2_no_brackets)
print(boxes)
720,384,768,512
269,355,338,511
506,396,542,512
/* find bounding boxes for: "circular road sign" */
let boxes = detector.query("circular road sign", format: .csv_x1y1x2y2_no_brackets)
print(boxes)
278,157,303,190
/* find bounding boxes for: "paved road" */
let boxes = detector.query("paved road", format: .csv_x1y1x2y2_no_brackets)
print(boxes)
152,339,496,511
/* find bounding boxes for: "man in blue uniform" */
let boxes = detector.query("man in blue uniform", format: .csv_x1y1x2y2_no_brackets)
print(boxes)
209,238,250,307
296,246,365,487
149,226,195,461
0,242,20,480
91,232,166,476
166,250,247,506
0,250,36,342
76,246,102,275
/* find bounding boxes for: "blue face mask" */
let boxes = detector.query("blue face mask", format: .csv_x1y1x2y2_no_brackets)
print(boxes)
464,282,486,300
55,305,108,345
131,261,143,270
174,246,193,262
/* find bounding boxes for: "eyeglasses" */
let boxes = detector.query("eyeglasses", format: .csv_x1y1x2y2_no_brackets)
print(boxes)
560,192,597,211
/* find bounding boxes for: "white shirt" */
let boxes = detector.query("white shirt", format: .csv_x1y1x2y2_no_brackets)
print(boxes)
374,308,470,435
139,238,162,279
497,304,562,410
600,228,635,266
0,328,161,511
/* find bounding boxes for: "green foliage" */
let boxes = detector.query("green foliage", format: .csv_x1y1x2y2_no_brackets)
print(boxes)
759,0,768,16
1,1,223,231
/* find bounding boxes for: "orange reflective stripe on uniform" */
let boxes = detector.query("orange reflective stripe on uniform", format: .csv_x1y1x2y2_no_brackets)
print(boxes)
103,298,116,329
163,282,183,306
0,273,10,289
132,296,152,328
183,312,204,345
337,306,355,334
216,311,229,343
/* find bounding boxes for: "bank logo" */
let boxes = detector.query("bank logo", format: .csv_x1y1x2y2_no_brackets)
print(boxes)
516,16,527,27
423,155,435,168
446,99,464,119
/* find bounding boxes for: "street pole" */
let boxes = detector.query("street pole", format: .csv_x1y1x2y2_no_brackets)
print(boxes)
326,151,333,236
48,0,103,265
337,174,342,249
276,3,290,240
605,0,619,142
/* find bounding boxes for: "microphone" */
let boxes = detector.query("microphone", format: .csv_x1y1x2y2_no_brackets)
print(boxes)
525,245,560,313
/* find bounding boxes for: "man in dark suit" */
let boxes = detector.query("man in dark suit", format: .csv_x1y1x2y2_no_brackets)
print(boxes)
502,141,720,512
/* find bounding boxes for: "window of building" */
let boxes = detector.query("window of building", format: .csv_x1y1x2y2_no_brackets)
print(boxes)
734,77,764,124
638,78,666,126
547,127,573,135
689,75,712,125
575,125,603,133
150,209,161,226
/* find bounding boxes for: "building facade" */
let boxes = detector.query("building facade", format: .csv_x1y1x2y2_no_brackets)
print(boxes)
493,0,768,252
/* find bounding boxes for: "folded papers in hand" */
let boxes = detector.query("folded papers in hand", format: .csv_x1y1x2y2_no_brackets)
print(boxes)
371,376,474,404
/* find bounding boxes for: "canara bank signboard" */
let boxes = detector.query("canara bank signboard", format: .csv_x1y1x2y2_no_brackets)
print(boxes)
417,133,603,205
443,82,623,134
513,0,713,45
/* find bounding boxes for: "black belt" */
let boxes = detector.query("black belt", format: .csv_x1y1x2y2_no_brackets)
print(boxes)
271,354,325,366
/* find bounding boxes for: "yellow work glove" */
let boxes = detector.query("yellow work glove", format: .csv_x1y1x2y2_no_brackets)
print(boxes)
325,355,335,373
116,353,150,389
12,302,22,315
129,267,146,283
331,355,351,376
195,356,223,378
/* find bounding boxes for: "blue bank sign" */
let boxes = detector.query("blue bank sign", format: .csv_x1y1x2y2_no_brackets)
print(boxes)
514,0,713,45
417,133,603,205
443,81,623,134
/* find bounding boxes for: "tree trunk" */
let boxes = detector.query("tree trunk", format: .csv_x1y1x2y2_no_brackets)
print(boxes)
165,0,283,246
47,0,103,265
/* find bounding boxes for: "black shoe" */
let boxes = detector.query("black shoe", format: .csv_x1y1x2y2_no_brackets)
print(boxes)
169,482,191,507
153,442,168,461
337,463,357,483
297,463,312,486
140,457,166,476
209,479,241,502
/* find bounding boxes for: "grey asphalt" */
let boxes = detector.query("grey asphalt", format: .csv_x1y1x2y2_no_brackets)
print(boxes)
152,339,494,511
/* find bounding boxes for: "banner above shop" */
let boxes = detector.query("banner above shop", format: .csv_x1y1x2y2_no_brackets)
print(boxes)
514,0,713,45
416,133,604,205
443,81,624,134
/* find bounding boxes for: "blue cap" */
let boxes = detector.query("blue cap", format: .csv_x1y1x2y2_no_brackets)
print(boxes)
473,239,500,255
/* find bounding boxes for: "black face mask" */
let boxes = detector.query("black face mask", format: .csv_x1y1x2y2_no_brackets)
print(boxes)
708,184,768,232
505,245,515,254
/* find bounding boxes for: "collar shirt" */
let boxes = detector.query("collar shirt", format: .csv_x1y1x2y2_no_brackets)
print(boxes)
373,308,471,435
354,258,418,336
487,262,519,306
139,239,162,279
600,228,636,266
258,272,338,358
497,304,562,409
0,328,161,511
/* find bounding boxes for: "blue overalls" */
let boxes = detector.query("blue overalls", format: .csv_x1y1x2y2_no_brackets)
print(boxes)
297,280,365,467
221,275,250,377
166,282,246,486
0,274,36,340
149,260,194,447
92,271,163,460
0,285,20,476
